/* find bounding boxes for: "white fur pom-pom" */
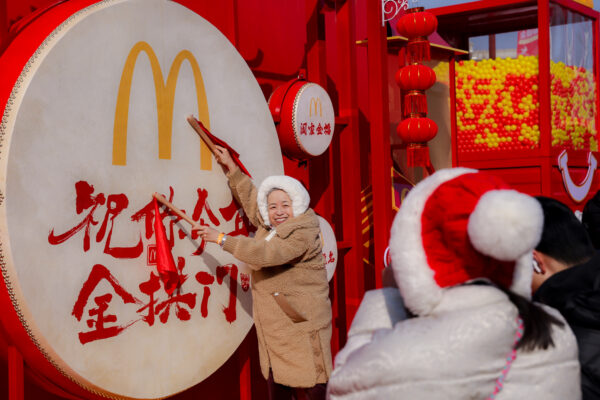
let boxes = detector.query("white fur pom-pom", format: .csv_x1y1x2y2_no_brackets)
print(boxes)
467,190,543,261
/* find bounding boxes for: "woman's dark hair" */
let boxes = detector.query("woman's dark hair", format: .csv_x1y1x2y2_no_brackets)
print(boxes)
536,196,595,267
583,190,600,249
498,286,564,351
472,281,564,351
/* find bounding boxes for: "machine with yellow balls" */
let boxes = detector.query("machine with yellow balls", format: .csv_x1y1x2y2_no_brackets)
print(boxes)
431,0,599,210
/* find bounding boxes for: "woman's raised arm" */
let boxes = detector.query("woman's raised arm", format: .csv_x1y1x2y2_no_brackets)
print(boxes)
213,145,262,227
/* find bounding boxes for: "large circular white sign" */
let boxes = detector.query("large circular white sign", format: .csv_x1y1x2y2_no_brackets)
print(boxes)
0,0,283,398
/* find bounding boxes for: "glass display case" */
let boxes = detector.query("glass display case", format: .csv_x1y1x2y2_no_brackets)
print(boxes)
431,0,599,207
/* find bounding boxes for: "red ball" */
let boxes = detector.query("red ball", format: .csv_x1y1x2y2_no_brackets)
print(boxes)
397,117,438,143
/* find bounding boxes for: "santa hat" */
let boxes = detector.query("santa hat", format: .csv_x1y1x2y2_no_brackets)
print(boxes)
389,168,543,316
257,175,310,226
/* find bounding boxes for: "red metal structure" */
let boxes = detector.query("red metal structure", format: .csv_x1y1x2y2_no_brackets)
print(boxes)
0,0,598,399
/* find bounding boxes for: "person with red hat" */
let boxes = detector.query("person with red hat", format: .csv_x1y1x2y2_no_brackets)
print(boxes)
327,168,581,400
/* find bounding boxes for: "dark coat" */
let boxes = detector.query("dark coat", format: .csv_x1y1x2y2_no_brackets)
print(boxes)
534,252,600,400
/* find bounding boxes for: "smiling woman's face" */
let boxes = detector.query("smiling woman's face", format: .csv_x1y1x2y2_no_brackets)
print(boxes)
267,189,293,227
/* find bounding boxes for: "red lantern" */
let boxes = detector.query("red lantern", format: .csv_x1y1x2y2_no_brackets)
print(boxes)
395,7,439,170
396,8,438,64
395,64,436,91
397,117,438,168
397,117,438,144
396,10,438,39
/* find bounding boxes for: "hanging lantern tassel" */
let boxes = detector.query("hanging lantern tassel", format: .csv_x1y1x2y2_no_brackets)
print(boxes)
406,38,431,64
406,143,430,168
404,90,428,116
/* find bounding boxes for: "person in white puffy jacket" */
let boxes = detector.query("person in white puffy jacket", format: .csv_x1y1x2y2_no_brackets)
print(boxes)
327,168,581,400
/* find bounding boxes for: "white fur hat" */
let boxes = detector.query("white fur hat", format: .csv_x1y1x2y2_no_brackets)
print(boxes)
257,175,310,226
389,168,543,316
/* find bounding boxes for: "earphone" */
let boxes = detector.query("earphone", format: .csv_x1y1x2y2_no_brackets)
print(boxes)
532,258,542,273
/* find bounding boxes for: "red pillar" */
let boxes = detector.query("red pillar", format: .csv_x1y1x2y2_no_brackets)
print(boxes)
366,0,392,288
238,339,251,400
537,0,552,196
8,346,23,400
305,0,327,85
334,0,364,335
305,0,334,219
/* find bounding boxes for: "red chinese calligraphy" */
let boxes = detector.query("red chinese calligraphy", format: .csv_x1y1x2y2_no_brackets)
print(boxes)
72,264,141,344
137,257,196,325
98,194,143,258
316,123,323,135
138,272,162,326
131,192,164,241
192,188,220,227
219,198,257,238
308,122,315,135
195,271,215,318
50,181,143,258
322,251,336,265
240,272,250,291
300,122,308,135
52,181,255,261
324,123,332,136
64,180,260,344
216,264,240,323
155,291,196,323
133,187,182,246
73,262,252,345
194,264,250,323
49,181,105,251
79,294,121,344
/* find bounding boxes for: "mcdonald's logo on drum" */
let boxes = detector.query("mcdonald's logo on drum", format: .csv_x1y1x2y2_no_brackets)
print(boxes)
112,41,212,170
309,97,323,118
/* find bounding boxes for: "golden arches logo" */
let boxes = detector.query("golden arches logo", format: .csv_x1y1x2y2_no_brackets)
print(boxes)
113,41,211,169
309,97,322,118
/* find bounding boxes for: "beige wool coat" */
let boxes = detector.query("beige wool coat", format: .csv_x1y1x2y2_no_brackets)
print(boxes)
222,169,333,388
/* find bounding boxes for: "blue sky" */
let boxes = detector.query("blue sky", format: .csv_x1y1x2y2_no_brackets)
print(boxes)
421,0,599,12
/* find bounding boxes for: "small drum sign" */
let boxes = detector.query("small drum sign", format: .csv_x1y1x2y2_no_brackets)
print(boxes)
0,0,283,398
269,79,335,160
317,216,338,282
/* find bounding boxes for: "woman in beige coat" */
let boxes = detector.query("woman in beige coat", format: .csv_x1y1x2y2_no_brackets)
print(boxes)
196,146,332,400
